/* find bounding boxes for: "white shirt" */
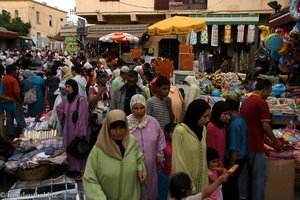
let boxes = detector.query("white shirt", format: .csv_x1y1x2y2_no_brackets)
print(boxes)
73,75,87,98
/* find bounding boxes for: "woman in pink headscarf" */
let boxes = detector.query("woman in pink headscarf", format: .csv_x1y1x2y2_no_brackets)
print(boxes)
127,94,166,200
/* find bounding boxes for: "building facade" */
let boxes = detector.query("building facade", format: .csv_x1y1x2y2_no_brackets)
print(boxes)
1,0,68,49
76,0,289,69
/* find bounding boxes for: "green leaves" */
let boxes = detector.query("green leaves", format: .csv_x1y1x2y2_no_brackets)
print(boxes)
0,10,30,36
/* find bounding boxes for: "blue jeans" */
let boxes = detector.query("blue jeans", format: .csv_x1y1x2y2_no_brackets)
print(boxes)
242,151,266,200
6,104,27,138
157,171,170,200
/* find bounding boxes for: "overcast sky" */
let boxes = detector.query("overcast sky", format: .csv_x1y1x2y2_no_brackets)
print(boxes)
35,0,76,12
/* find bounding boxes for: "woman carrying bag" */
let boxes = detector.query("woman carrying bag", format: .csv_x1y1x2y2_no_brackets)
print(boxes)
56,79,89,176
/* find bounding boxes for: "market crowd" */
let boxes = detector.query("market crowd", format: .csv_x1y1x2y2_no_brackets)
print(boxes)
0,49,287,200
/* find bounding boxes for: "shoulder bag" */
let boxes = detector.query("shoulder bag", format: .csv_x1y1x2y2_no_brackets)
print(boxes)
66,137,91,159
23,79,37,104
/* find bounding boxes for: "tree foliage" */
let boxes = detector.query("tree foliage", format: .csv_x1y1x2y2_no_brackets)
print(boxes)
0,10,31,36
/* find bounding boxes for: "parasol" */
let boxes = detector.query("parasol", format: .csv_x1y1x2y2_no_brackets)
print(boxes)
147,16,206,36
99,32,140,56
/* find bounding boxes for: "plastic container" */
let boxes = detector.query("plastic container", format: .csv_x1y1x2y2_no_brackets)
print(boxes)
271,114,297,121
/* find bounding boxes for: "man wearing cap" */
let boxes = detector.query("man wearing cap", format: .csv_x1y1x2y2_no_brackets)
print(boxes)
2,64,26,139
88,69,109,146
110,70,148,116
110,65,130,98
205,54,214,74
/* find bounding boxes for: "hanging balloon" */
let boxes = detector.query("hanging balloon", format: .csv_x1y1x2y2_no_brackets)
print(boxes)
265,33,283,51
289,0,300,20
279,54,297,69
271,51,282,61
277,42,289,55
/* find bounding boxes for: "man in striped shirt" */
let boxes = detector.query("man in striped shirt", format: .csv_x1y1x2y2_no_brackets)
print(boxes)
146,76,175,130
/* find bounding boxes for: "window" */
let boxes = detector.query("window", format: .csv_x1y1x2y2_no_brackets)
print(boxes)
36,11,40,24
49,15,52,27
60,18,63,22
36,32,41,48
14,10,18,18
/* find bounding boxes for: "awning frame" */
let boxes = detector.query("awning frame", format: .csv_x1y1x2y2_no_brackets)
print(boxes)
190,14,260,25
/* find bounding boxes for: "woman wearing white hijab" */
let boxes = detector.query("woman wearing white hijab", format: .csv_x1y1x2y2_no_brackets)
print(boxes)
49,80,67,136
127,94,166,200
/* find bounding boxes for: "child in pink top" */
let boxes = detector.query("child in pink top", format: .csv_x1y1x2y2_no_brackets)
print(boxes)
206,101,230,166
207,147,224,200
169,171,228,200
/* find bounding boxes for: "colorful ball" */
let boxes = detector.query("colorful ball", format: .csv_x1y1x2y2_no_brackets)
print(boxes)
211,89,221,97
265,34,283,51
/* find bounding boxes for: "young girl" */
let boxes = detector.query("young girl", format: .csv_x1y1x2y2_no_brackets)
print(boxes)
158,122,177,200
169,171,228,200
207,147,224,200
206,101,230,166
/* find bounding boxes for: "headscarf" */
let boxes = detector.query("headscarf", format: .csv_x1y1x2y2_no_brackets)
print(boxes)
66,79,79,103
184,76,198,87
96,69,108,82
54,80,66,95
61,66,73,80
210,101,230,128
127,94,148,133
183,99,211,141
23,69,36,79
96,110,129,160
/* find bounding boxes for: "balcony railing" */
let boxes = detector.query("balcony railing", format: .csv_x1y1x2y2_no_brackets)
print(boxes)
155,0,207,10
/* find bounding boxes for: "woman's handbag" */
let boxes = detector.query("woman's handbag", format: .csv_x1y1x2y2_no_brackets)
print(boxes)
66,137,91,159
23,79,37,104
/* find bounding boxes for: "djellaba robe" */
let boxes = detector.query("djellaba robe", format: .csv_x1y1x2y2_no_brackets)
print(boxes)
130,115,165,200
56,94,89,172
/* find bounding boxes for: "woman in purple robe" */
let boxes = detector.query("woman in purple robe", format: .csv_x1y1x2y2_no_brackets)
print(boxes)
127,94,166,200
56,79,89,174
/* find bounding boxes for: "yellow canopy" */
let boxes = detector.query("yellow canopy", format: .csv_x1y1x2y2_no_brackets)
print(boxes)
148,16,206,36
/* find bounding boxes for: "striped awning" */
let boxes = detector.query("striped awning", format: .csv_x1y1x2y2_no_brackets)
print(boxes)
269,7,294,28
190,14,260,25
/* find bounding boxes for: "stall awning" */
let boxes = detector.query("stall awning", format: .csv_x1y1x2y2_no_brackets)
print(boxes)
86,24,148,40
0,28,18,39
190,14,260,25
269,7,294,28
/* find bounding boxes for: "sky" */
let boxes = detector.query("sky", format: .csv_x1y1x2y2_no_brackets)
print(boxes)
35,0,76,12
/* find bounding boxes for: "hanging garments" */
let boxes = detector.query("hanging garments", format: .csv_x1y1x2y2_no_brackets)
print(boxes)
190,29,197,45
224,25,231,43
211,25,219,47
237,25,245,43
201,26,208,44
198,52,205,73
247,25,256,44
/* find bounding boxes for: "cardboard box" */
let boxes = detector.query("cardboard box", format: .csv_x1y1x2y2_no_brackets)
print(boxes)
265,159,295,200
